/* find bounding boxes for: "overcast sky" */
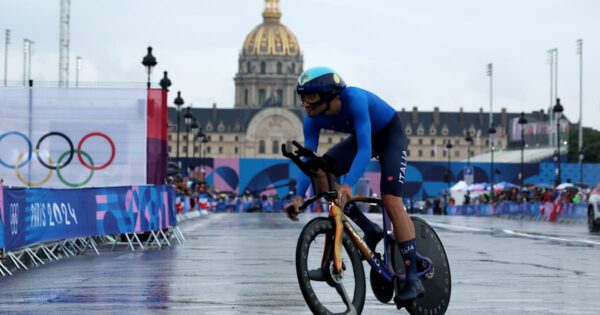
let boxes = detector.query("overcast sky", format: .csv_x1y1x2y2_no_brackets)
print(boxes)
2,0,599,130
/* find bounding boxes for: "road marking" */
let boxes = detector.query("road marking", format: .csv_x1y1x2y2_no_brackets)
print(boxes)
501,229,600,246
429,222,600,246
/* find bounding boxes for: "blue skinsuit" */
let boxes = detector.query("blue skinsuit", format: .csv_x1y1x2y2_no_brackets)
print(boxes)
296,86,398,197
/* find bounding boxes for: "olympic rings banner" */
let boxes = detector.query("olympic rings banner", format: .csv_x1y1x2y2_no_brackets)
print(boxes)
0,87,148,188
0,183,176,251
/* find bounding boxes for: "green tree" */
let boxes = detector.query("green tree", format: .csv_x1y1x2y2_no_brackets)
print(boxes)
567,126,600,163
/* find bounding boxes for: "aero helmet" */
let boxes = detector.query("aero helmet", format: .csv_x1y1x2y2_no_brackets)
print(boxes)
296,67,346,105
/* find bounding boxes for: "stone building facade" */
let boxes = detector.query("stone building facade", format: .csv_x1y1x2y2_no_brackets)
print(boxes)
167,0,529,162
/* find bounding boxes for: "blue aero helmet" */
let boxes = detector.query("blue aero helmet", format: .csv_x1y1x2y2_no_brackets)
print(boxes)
296,66,347,106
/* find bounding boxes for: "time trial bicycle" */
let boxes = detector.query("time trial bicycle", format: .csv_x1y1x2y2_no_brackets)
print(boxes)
282,141,451,315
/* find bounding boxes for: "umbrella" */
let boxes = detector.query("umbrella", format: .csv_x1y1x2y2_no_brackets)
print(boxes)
467,183,489,192
555,182,574,190
493,181,520,191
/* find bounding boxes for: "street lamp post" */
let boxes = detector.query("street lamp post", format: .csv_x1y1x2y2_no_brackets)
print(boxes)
141,46,157,89
445,141,453,214
173,91,185,166
578,151,584,184
4,29,9,87
75,56,82,87
489,124,496,202
183,107,194,162
159,71,171,91
23,39,34,85
465,132,473,166
190,118,199,164
553,98,564,186
518,112,528,187
577,39,583,176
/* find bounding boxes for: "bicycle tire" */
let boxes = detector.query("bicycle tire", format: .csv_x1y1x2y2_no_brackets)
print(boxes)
296,217,366,315
404,216,452,315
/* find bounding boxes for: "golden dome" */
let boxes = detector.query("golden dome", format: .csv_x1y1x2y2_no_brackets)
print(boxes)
242,0,301,56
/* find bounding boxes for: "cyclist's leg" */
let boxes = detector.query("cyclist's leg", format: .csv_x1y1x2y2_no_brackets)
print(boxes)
322,136,381,241
377,115,424,304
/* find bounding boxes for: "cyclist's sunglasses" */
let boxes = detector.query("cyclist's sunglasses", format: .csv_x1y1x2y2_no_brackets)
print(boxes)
299,94,326,108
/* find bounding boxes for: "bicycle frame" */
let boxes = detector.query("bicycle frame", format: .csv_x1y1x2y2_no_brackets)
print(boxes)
326,197,433,284
281,140,432,284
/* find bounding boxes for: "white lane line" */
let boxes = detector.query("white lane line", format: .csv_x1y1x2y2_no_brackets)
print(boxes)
501,229,600,246
429,222,493,233
429,222,600,246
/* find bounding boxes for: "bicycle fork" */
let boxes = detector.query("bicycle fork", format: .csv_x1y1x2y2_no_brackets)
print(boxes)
325,203,345,275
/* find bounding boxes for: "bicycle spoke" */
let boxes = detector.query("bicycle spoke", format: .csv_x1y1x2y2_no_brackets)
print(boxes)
334,282,357,315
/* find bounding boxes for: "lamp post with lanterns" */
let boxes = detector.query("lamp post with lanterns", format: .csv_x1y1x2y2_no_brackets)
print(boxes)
183,107,194,161
465,132,473,166
173,91,184,166
553,98,564,186
518,112,528,187
141,46,157,89
488,124,496,201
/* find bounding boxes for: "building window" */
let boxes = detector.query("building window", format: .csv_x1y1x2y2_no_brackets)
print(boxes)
259,140,266,154
418,139,423,145
430,150,435,157
277,89,283,103
277,62,282,74
430,139,435,145
418,150,423,157
259,89,266,105
235,136,239,141
194,146,199,154
235,147,239,154
182,146,187,153
219,147,223,154
246,62,251,73
183,135,188,141
219,135,223,141
407,150,411,156
260,61,266,74
291,63,295,73
168,145,172,153
443,150,447,157
244,89,249,105
328,137,332,143
272,140,279,154
407,138,411,144
454,151,460,158
455,139,460,145
485,139,489,146
207,146,211,154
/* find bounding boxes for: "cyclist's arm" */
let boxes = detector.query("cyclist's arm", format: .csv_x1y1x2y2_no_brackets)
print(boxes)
342,95,372,188
295,118,320,199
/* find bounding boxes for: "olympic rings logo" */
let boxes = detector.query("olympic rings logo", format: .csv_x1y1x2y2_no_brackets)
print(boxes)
0,131,115,187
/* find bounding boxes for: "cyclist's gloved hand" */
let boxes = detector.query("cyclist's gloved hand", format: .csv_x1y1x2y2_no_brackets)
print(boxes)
284,195,303,221
336,184,353,209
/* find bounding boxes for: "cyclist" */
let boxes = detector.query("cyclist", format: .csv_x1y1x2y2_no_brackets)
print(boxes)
284,66,424,307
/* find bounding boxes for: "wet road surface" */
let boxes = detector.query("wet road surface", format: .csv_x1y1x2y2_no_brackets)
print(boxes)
1,213,599,314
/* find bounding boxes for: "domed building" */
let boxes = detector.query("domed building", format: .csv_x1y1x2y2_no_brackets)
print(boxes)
167,0,519,163
168,0,348,159
235,0,303,108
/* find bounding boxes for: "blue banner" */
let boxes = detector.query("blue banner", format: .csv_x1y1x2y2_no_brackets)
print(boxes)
1,185,176,251
448,202,586,220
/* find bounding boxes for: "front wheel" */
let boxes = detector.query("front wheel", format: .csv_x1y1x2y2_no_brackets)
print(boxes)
296,217,366,315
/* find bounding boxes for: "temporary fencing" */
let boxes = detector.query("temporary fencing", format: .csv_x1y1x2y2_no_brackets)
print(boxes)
0,183,186,276
448,201,587,222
